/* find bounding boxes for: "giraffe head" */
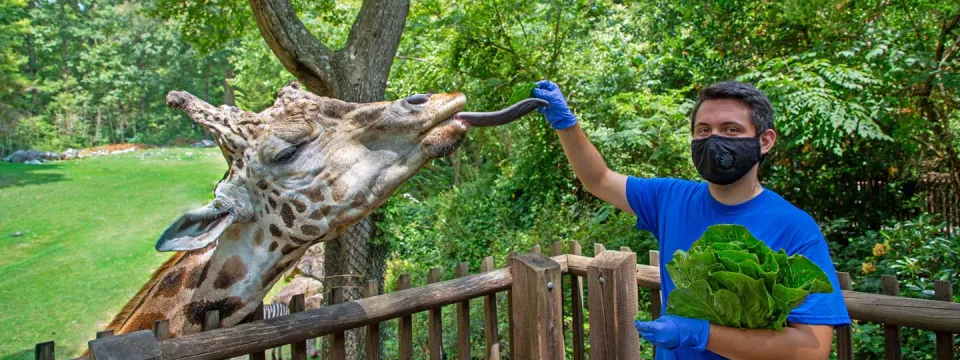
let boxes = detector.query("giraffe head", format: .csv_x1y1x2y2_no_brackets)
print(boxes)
155,81,544,253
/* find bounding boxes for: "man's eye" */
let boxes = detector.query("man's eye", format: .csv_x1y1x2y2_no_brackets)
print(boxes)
275,146,299,163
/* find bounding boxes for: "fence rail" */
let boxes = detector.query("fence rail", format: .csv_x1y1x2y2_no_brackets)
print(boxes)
33,241,960,360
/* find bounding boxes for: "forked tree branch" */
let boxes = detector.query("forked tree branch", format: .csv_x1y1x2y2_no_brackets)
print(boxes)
248,0,409,101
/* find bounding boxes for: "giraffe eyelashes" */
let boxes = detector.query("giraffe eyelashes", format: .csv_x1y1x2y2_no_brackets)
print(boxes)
273,145,300,164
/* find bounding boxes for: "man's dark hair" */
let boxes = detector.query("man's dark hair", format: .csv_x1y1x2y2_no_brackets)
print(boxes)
689,81,775,136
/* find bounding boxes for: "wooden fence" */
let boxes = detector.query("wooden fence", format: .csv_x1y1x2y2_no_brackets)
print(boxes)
34,241,960,359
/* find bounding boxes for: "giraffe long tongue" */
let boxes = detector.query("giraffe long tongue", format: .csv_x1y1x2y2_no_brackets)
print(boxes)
455,98,548,127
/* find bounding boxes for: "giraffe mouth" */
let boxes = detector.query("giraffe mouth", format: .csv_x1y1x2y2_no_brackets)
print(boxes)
454,98,549,127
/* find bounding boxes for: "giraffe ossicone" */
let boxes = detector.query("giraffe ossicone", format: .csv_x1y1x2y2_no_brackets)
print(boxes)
102,81,544,341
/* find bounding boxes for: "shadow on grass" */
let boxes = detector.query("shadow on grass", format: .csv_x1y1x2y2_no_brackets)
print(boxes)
0,163,67,190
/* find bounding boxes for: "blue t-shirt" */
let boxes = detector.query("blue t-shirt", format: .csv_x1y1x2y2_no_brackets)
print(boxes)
625,176,850,360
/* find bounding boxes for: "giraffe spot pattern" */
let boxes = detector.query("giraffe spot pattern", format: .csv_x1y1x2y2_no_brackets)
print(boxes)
269,241,278,252
301,187,325,202
184,297,245,326
235,158,244,170
269,224,283,238
213,256,247,289
291,199,307,213
257,179,269,190
261,259,295,288
280,203,295,228
157,267,185,298
268,197,277,211
281,244,297,255
308,209,326,220
301,225,321,236
290,236,309,245
253,228,264,246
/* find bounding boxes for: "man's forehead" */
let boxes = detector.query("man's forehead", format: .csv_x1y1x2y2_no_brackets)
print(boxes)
694,99,752,125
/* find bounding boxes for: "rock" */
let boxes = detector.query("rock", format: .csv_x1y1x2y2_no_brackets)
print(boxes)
61,148,78,160
185,152,194,157
296,243,324,279
10,231,23,237
273,276,323,306
110,147,136,155
3,149,60,163
192,139,216,148
25,159,43,165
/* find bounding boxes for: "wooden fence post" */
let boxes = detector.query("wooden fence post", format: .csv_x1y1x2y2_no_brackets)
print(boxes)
882,275,902,360
364,280,382,360
427,267,443,360
836,272,853,360
397,274,413,360
511,253,565,359
34,341,54,360
507,251,518,359
935,280,954,360
152,320,170,341
587,250,640,359
482,256,501,360
244,304,265,360
568,241,586,360
289,293,309,360
551,241,563,257
326,289,345,360
456,262,471,360
649,250,661,358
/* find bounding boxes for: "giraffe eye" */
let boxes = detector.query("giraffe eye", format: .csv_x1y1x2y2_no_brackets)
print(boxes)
274,146,299,163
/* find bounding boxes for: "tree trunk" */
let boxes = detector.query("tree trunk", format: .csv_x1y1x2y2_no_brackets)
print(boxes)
223,67,236,107
249,1,409,359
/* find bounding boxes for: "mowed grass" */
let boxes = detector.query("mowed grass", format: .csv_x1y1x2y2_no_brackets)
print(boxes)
0,148,227,359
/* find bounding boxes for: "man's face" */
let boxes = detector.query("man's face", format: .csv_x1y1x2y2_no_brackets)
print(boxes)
693,99,776,155
693,99,755,139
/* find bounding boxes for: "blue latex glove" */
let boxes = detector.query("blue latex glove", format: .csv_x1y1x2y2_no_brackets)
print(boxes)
531,80,577,130
634,315,710,351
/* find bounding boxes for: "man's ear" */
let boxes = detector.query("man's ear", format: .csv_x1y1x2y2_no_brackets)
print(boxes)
759,129,777,155
155,202,237,252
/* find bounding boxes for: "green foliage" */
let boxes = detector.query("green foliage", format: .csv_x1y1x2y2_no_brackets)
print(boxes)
666,225,833,330
829,214,960,359
739,53,891,155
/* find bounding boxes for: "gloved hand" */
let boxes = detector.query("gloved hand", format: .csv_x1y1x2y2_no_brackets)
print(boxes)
531,80,577,130
634,315,710,351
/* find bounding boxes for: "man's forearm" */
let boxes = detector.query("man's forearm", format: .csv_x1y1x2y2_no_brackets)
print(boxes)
706,324,831,360
555,124,610,190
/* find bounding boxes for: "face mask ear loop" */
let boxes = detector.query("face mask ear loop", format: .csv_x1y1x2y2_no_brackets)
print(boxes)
756,131,767,165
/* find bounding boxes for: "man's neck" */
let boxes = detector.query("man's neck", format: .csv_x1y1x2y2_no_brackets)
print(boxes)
707,168,764,206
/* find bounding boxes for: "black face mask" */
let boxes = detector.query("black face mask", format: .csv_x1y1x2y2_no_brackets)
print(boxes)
691,135,762,185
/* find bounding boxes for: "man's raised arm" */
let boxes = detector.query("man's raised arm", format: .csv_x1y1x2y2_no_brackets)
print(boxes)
532,81,632,214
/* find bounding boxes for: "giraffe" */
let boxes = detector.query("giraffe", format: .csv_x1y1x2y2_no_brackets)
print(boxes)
101,81,546,340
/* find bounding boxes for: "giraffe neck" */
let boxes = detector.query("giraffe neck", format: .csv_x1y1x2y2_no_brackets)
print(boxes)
106,223,311,337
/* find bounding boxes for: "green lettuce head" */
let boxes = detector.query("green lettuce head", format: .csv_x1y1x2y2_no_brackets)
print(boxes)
665,224,834,330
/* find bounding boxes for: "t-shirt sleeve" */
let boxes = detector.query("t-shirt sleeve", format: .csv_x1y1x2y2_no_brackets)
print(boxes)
785,226,851,327
625,176,671,234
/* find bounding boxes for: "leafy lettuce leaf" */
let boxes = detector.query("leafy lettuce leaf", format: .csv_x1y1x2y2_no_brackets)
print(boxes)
664,224,834,330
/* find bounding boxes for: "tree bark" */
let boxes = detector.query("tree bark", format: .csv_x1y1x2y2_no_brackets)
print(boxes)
223,67,236,107
249,1,409,359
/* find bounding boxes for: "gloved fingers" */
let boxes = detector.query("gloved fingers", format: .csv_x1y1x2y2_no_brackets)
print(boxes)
535,80,558,91
531,88,549,99
633,320,661,333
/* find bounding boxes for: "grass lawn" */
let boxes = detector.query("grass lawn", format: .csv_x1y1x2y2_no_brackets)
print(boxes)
0,147,230,359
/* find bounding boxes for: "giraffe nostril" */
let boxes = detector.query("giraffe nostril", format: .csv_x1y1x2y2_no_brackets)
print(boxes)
404,94,430,106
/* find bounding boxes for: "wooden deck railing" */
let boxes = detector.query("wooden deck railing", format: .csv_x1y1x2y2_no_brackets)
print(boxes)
33,241,960,359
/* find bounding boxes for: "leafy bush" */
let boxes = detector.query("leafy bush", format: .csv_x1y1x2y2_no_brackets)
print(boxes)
666,224,833,330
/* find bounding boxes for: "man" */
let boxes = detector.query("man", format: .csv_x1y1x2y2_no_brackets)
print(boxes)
531,80,850,359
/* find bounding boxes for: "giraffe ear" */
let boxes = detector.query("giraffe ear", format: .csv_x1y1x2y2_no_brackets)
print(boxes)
155,203,237,252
